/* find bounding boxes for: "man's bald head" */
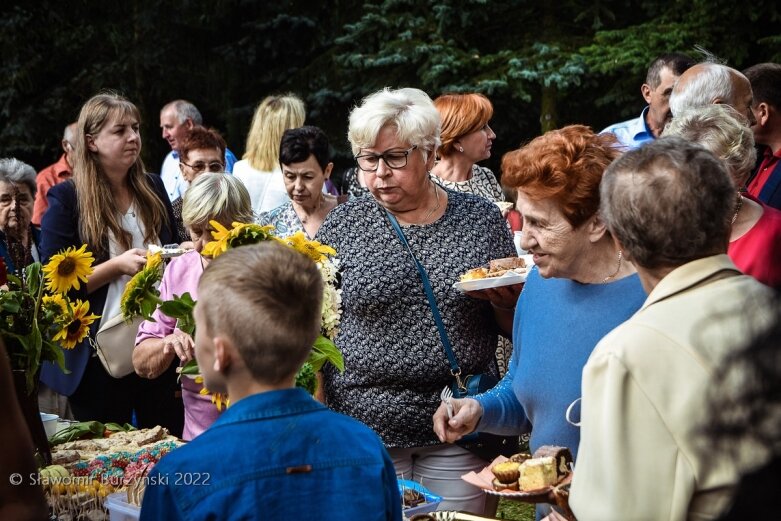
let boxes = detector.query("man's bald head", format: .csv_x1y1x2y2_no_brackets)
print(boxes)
669,63,755,125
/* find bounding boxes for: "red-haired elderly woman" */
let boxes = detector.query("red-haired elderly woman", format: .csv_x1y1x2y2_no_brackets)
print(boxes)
433,125,647,514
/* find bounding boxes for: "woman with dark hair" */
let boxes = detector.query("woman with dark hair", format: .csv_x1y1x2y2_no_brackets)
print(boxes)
257,125,339,239
433,126,646,519
40,92,181,433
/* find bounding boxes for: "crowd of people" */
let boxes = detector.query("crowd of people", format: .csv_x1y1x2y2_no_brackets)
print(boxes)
1,51,781,521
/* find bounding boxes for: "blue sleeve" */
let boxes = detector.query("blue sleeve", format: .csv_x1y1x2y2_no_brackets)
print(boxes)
40,182,80,264
139,468,184,521
474,307,531,435
224,149,238,173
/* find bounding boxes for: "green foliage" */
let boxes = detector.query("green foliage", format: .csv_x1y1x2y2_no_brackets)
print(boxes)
1,0,780,173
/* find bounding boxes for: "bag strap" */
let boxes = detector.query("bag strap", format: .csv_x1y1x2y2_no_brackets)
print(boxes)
384,210,466,386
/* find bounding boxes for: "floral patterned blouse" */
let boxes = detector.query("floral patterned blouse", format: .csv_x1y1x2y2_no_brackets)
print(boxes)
432,164,505,202
316,190,515,448
257,202,306,239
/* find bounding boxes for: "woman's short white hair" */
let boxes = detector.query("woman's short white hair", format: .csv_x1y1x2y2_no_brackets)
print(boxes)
182,173,254,228
664,105,756,187
347,87,441,157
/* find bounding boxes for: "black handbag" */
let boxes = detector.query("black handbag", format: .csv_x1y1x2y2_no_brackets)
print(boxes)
385,210,521,461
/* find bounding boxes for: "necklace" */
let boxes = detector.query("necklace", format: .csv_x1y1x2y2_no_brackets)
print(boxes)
601,250,623,284
731,193,743,225
420,182,441,223
297,196,325,225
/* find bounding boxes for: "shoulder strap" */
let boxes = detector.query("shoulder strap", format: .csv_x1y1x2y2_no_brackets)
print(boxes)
384,210,462,379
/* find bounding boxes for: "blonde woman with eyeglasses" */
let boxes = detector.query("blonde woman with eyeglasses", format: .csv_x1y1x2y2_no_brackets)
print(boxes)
233,94,305,217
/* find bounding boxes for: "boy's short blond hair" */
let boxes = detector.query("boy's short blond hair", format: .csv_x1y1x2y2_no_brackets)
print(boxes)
197,242,323,384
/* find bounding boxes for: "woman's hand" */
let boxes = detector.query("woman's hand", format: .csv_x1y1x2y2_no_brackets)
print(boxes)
433,397,483,443
162,331,195,363
465,284,522,309
113,248,148,276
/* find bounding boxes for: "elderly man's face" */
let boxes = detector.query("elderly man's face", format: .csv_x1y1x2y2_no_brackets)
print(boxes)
160,107,192,152
643,66,679,137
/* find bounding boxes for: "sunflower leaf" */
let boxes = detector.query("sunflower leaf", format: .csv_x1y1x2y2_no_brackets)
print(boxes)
308,334,344,373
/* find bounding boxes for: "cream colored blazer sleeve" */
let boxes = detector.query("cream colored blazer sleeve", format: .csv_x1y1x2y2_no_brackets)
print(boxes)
569,347,696,521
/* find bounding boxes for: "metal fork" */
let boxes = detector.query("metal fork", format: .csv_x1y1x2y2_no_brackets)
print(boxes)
440,386,454,419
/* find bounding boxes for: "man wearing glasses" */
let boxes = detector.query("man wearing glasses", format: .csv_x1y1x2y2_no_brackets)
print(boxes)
159,100,238,202
33,122,78,227
171,126,228,243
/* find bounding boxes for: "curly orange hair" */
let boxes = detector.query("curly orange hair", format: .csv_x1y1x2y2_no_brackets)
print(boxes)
434,93,493,158
501,125,620,228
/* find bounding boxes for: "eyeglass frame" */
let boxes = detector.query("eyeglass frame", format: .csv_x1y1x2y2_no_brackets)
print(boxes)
354,145,418,172
179,159,225,173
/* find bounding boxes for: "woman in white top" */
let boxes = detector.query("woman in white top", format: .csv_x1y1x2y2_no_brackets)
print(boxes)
40,92,181,434
233,94,306,217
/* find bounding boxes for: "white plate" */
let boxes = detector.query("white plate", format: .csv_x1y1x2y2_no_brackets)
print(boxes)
453,270,528,292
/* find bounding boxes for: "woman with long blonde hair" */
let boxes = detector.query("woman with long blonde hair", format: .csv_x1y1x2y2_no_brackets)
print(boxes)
233,94,305,216
40,92,182,433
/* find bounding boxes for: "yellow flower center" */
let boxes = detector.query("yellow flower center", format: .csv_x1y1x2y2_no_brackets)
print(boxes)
58,258,76,276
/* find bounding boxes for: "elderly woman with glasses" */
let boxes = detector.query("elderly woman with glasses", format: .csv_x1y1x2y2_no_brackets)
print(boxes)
315,87,517,514
0,158,39,274
172,126,227,243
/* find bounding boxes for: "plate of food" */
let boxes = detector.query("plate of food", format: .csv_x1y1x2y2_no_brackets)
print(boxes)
453,256,532,293
461,445,573,502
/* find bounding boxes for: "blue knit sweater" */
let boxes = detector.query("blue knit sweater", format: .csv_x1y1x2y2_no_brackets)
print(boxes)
475,266,647,459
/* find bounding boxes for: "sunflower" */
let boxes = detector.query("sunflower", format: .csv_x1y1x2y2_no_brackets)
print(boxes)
120,262,163,321
202,221,275,258
201,221,231,258
145,251,163,271
42,293,69,317
198,383,230,411
282,232,336,263
53,299,99,349
42,244,95,294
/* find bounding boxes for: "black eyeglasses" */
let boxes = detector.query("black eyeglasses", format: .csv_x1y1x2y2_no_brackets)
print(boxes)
354,145,417,172
180,160,225,173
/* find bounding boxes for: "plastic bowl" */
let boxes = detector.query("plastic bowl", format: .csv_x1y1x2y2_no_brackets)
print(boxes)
398,478,442,516
40,413,59,438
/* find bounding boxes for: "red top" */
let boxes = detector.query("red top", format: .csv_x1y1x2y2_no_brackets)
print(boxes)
33,154,72,226
747,147,781,197
728,195,781,288
506,209,523,233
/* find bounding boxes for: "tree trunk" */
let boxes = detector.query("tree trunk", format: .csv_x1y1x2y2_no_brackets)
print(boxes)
540,82,558,134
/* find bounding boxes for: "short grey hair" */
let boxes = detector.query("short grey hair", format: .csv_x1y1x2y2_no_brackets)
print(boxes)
182,173,253,229
664,105,756,188
669,63,734,117
600,137,734,270
0,158,37,197
162,99,203,126
347,87,441,157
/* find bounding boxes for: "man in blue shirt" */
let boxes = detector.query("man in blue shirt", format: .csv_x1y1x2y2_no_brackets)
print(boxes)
140,242,402,521
602,53,694,149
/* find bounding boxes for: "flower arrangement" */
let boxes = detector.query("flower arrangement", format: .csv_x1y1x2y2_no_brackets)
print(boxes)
0,244,99,394
120,221,343,407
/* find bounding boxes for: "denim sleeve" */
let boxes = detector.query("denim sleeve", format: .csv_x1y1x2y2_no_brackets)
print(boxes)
382,449,403,521
139,469,184,521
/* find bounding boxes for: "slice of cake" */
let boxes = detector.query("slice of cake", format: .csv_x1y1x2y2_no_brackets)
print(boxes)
518,456,558,491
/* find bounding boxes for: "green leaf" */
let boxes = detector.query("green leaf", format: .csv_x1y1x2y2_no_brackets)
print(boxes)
308,334,344,373
179,359,201,375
